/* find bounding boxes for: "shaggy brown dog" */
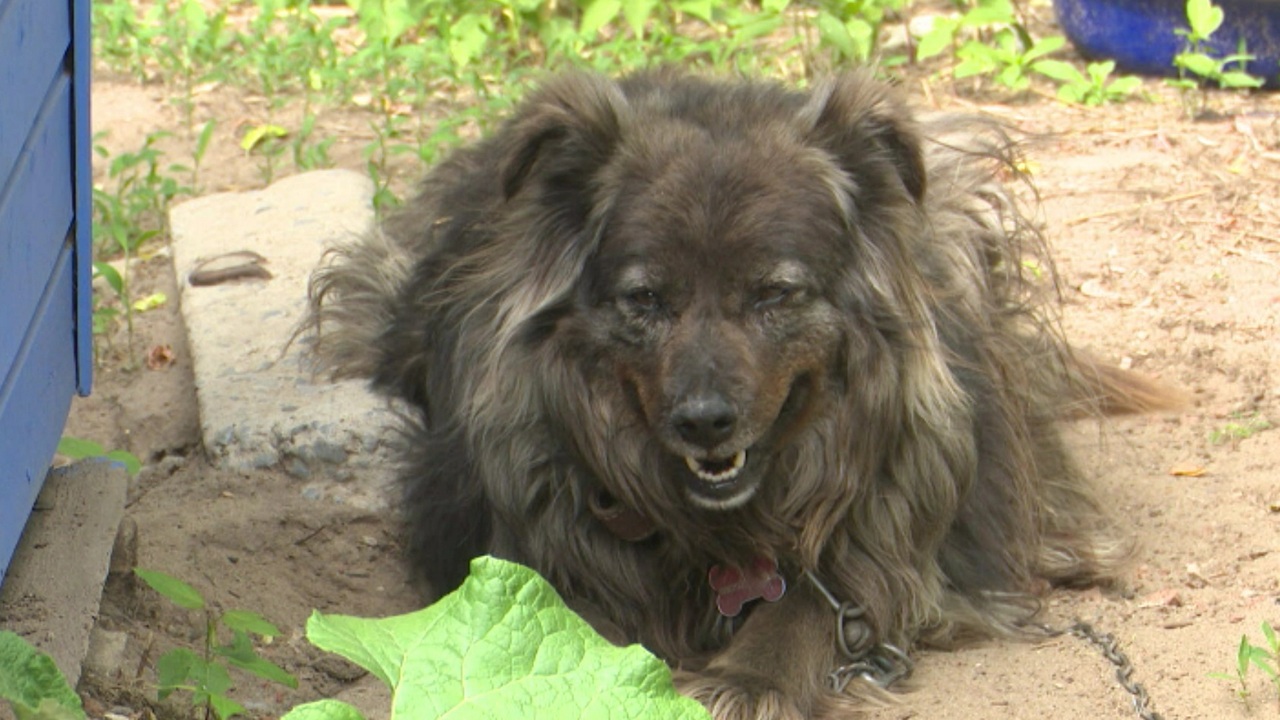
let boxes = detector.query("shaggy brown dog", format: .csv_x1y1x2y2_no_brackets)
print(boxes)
306,69,1174,719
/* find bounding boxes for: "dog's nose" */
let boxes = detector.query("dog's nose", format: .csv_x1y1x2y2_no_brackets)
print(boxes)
671,396,737,448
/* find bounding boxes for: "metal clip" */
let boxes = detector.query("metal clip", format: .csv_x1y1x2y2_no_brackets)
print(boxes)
828,643,914,691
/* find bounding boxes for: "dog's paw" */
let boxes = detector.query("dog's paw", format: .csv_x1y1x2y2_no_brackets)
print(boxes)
674,669,807,720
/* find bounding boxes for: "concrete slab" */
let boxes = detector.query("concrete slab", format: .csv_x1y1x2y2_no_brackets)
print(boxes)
168,170,396,510
0,459,128,690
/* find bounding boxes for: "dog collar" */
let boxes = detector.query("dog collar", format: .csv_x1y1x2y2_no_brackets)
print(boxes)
588,488,657,542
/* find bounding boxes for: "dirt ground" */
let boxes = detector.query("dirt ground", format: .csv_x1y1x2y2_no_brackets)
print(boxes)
64,59,1280,720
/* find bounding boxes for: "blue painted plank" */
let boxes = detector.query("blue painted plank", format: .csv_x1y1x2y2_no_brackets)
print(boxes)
0,0,70,186
0,243,77,580
73,0,92,395
0,80,75,382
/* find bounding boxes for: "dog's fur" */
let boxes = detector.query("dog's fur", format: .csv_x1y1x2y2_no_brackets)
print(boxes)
306,70,1175,718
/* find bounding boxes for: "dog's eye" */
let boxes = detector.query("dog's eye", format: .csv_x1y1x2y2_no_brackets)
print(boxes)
624,288,663,312
754,284,798,309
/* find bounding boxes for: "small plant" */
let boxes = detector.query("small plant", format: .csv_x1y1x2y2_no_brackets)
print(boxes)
1211,622,1280,711
1035,59,1144,105
240,123,290,184
291,114,336,173
954,31,1067,90
914,0,1073,91
134,569,297,720
1208,413,1272,445
815,0,908,66
56,437,142,477
1169,0,1264,114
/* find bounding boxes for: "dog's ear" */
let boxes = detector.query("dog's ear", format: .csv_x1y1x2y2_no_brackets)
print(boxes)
497,73,628,200
799,73,926,204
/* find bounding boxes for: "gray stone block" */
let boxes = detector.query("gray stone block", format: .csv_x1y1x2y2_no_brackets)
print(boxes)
169,170,396,510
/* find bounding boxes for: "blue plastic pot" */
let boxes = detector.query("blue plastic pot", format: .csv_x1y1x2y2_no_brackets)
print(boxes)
1053,0,1280,88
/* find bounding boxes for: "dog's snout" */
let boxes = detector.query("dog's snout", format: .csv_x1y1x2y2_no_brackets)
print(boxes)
671,395,737,448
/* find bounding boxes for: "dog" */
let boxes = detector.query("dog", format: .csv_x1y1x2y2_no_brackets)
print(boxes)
305,69,1177,719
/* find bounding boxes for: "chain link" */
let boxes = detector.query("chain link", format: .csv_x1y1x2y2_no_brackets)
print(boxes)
1039,619,1165,720
802,571,1158,715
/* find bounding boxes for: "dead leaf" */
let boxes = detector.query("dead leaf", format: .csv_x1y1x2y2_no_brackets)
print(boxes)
1139,588,1183,608
146,344,175,370
1168,462,1206,477
1079,278,1120,300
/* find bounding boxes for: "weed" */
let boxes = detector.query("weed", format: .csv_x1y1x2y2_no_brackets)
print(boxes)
189,120,218,194
1169,0,1264,115
1208,413,1272,445
915,0,1074,92
815,0,908,66
1036,59,1144,105
240,123,290,185
1211,622,1280,711
134,569,297,720
292,114,336,172
56,437,142,477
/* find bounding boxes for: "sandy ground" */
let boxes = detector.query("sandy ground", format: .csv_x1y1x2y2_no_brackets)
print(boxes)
64,63,1280,720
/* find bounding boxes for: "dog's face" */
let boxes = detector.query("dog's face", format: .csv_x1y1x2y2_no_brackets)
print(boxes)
495,73,928,515
582,135,856,510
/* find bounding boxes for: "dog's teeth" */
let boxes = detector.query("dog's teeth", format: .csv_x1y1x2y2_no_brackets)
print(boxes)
685,450,747,483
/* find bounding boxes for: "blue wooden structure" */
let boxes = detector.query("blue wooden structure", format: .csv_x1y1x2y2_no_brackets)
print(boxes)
0,0,93,582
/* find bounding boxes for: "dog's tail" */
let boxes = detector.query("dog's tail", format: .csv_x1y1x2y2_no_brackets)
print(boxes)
302,229,412,382
1064,351,1189,418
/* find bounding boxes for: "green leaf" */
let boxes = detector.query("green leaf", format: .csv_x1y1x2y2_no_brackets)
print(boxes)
1107,76,1143,96
1057,84,1087,104
915,18,958,60
674,0,714,24
91,261,125,298
580,0,622,38
221,610,282,638
156,648,198,699
1237,634,1253,677
214,631,298,689
134,568,206,610
1174,51,1220,78
1262,621,1277,652
0,632,86,720
817,11,858,60
131,292,167,313
961,0,1015,26
282,700,366,720
298,556,710,720
1032,59,1085,83
239,124,288,153
447,13,491,69
1023,35,1066,62
56,437,105,460
1186,0,1224,39
104,450,143,478
194,120,217,164
208,693,247,720
1218,70,1264,88
621,0,658,37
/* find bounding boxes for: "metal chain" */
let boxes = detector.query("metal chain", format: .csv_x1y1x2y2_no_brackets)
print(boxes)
801,571,1158,715
1039,619,1165,720
803,571,914,691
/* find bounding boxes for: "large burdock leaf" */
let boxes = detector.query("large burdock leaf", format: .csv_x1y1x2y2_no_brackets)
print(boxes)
284,556,709,720
0,632,85,720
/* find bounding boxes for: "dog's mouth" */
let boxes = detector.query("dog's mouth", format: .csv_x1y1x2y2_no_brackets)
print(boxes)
683,450,756,509
685,450,746,483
